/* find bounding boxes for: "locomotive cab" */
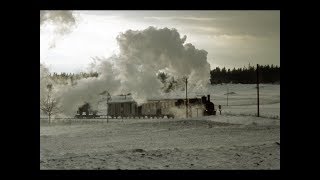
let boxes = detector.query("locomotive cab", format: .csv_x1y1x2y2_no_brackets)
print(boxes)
202,95,216,116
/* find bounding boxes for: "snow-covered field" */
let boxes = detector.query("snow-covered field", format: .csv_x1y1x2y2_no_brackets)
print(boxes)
40,84,280,170
210,84,280,119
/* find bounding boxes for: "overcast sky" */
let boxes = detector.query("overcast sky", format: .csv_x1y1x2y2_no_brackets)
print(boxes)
40,10,280,73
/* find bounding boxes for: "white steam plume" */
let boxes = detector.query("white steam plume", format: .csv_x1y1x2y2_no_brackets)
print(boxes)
114,26,211,103
57,58,122,115
40,10,77,34
41,26,212,116
40,10,77,49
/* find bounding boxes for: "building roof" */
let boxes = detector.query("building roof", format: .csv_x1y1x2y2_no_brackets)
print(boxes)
107,94,205,103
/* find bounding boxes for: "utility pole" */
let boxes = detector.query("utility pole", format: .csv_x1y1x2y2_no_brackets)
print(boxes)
185,77,188,119
227,86,229,106
107,92,111,123
100,90,111,123
257,64,260,117
106,97,109,123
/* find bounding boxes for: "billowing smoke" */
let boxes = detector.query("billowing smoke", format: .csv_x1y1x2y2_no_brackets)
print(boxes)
40,10,76,34
114,26,211,103
169,104,206,119
41,26,212,116
40,63,55,100
40,10,77,92
57,59,122,115
40,10,77,49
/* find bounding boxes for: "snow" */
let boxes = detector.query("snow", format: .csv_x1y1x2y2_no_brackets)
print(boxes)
40,84,280,169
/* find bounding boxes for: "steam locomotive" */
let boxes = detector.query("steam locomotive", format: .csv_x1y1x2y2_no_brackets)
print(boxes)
74,103,100,119
75,94,216,119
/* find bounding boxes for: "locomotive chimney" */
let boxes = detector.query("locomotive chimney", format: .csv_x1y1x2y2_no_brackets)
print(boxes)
207,94,210,102
201,96,207,103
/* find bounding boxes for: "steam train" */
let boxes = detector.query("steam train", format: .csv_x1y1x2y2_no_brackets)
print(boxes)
74,103,100,119
75,94,216,119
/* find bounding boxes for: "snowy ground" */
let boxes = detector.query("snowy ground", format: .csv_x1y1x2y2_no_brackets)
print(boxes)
40,84,280,170
209,84,280,119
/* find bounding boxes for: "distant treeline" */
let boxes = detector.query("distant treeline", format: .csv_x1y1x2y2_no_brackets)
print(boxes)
48,64,279,86
210,64,280,84
50,72,99,79
49,72,99,85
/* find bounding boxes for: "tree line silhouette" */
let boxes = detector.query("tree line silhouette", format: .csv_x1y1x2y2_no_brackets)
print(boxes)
48,72,99,85
47,64,280,86
210,64,280,84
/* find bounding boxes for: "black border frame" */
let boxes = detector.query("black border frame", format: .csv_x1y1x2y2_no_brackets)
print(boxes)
10,0,293,178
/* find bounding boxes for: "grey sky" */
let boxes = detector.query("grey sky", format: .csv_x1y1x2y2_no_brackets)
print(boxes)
40,10,280,73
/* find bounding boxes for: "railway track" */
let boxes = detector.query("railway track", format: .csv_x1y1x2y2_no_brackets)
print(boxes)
40,116,173,121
